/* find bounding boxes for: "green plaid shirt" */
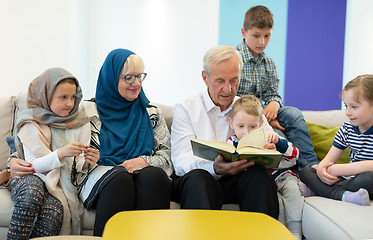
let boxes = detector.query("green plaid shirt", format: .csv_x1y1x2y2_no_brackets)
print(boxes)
236,39,283,107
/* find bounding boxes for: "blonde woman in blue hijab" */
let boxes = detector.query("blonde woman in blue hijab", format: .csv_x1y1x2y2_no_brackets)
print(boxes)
82,49,173,236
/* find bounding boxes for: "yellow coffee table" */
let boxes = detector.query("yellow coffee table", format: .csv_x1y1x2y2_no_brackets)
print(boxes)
102,209,295,240
31,236,101,239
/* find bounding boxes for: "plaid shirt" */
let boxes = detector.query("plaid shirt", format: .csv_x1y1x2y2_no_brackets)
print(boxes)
236,39,283,107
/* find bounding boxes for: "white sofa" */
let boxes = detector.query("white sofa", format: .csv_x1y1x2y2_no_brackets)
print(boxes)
0,93,372,240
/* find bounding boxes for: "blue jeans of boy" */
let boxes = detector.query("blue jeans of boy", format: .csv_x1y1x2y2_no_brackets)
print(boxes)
274,106,319,172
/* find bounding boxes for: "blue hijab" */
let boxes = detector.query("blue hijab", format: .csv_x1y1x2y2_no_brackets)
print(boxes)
95,49,154,166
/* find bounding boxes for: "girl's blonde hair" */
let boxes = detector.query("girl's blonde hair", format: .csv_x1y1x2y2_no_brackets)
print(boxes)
231,95,263,121
123,54,145,73
341,74,373,104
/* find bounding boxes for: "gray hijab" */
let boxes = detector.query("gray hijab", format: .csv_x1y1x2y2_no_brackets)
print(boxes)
15,67,89,157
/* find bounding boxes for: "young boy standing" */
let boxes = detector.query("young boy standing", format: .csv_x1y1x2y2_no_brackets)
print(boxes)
236,5,318,172
228,95,303,239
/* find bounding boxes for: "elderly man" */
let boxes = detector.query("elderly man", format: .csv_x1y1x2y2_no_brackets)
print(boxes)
171,45,279,218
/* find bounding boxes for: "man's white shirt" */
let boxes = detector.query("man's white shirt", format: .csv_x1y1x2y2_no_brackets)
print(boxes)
171,90,273,178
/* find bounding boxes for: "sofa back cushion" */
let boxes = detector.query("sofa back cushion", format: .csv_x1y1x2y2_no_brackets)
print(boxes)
306,122,350,163
0,96,16,170
13,92,28,131
302,110,348,127
303,110,350,163
154,103,173,131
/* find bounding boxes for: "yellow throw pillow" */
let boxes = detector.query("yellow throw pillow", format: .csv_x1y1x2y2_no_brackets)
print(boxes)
306,122,350,164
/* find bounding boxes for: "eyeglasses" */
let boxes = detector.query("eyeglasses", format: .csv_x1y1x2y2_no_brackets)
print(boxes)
120,73,147,84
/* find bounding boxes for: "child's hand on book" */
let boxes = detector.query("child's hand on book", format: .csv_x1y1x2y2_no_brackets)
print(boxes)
213,155,254,175
263,143,276,151
266,131,279,144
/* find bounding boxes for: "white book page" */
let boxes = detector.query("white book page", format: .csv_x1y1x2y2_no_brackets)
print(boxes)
237,127,267,150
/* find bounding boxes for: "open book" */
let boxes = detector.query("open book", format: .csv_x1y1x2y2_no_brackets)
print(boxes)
191,127,282,168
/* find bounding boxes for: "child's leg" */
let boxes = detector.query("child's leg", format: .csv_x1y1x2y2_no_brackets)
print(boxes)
298,181,315,197
300,166,371,206
276,106,319,169
277,173,303,240
337,171,373,206
299,166,345,200
30,192,63,238
343,171,373,199
7,174,47,240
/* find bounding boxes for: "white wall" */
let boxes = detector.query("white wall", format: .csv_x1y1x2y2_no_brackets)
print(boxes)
0,0,81,96
0,0,219,105
1,0,372,107
343,0,373,88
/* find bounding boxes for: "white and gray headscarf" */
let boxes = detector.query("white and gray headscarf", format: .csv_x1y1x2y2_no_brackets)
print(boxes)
15,67,89,157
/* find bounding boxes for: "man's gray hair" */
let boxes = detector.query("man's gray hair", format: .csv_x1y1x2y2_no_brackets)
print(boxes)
203,45,243,76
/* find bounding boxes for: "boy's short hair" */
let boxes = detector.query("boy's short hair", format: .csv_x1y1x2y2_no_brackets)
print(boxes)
243,5,274,31
231,95,263,121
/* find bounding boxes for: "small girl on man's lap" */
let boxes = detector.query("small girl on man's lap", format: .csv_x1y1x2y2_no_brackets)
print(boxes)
299,75,373,206
228,95,303,240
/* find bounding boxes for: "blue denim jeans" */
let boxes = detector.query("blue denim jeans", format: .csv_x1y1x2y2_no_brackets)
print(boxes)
275,106,319,172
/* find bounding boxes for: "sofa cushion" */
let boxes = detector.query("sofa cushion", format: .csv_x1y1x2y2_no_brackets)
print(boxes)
0,189,13,226
13,92,28,128
302,196,373,240
154,103,173,132
302,110,348,127
0,96,15,170
306,122,350,164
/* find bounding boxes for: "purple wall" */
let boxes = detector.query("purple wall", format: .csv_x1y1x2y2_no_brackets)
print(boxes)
284,0,346,110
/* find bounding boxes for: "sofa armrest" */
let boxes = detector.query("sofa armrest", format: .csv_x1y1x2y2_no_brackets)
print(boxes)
0,96,16,170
